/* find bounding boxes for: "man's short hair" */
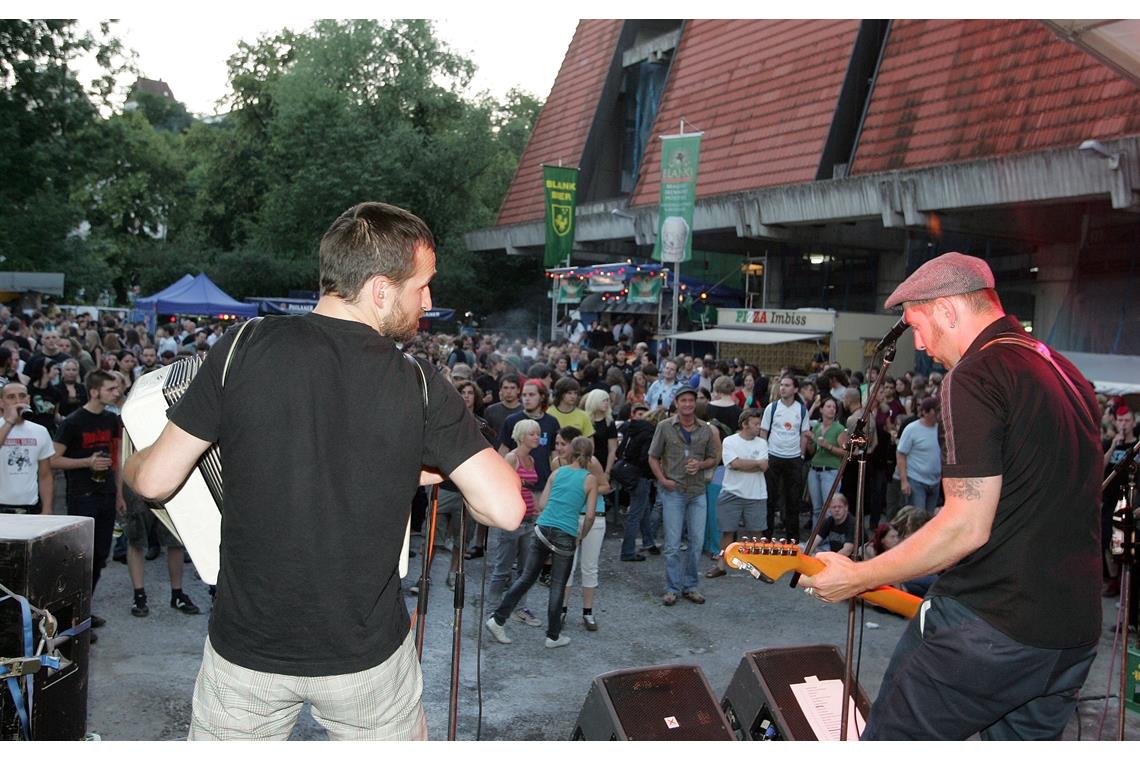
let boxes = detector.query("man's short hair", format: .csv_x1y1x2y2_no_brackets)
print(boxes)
318,202,435,301
552,376,580,405
712,375,735,395
86,369,116,393
526,362,550,380
738,408,763,429
499,373,522,390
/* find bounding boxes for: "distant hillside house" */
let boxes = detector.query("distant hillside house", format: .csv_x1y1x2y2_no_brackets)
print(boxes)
128,77,176,102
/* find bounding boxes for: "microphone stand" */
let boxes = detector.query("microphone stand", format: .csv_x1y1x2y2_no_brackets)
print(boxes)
1103,439,1139,741
793,342,898,740
414,485,440,660
448,502,467,741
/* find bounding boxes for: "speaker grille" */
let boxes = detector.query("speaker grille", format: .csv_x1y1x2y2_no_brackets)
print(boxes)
745,646,870,740
602,666,732,740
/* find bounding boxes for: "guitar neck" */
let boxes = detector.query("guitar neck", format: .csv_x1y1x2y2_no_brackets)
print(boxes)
798,553,921,618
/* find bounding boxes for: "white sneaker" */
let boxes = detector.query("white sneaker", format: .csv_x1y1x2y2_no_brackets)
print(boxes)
544,634,571,649
513,608,543,627
485,617,511,644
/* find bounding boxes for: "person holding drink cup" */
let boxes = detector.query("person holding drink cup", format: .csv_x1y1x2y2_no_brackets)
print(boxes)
52,369,125,637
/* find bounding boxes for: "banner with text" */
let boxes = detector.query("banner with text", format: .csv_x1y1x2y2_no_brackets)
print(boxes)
543,165,579,267
627,273,663,304
652,133,702,264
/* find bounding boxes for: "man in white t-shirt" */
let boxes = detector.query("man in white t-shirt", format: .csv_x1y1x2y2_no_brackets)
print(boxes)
760,373,811,541
707,408,768,577
0,383,55,514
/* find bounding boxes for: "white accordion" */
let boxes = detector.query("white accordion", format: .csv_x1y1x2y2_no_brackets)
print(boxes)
121,358,225,584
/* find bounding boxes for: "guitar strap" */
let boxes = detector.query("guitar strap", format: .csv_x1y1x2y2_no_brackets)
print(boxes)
978,333,1097,428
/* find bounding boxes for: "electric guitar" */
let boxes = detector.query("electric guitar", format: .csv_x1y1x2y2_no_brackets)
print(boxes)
723,539,922,619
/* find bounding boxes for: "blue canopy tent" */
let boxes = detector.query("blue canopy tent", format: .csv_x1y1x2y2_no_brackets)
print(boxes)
133,273,258,332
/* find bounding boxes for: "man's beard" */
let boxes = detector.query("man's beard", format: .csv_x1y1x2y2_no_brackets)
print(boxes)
380,298,419,344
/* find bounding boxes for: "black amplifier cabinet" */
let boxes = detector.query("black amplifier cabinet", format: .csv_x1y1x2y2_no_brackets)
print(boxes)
573,664,736,740
721,645,871,740
1,515,93,740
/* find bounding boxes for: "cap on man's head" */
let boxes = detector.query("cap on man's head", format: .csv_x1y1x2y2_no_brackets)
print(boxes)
631,402,649,413
674,387,697,400
884,252,995,309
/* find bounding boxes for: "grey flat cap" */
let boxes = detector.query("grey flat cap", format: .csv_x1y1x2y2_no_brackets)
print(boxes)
884,252,995,309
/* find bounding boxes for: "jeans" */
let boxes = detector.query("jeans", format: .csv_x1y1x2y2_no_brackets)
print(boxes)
765,455,804,540
906,480,940,513
67,493,116,591
807,466,840,526
488,516,537,605
864,596,1097,739
660,489,706,595
620,478,655,558
566,515,605,588
493,525,576,640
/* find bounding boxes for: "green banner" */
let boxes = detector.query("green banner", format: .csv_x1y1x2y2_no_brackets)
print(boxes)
652,133,702,263
627,273,663,304
556,277,584,304
543,165,579,267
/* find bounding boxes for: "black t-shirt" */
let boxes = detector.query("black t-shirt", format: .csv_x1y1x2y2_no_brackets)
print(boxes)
54,407,120,496
483,400,521,448
931,316,1102,648
167,313,489,677
590,419,618,468
28,382,62,435
57,381,88,418
820,514,855,552
707,402,741,433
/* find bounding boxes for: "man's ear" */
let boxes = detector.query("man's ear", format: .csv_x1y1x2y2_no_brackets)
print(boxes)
367,275,393,310
932,297,958,327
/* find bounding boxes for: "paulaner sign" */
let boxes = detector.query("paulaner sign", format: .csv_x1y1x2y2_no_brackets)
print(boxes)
719,308,836,332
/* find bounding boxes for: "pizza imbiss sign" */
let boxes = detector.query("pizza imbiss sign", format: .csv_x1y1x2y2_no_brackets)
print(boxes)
719,308,836,333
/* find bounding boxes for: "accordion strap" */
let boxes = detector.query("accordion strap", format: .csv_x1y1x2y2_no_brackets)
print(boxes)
222,317,264,388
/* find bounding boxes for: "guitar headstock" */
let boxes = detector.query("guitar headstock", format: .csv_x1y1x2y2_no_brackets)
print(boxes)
723,538,807,583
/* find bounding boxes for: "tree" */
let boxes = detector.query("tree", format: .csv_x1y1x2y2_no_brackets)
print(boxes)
0,20,131,299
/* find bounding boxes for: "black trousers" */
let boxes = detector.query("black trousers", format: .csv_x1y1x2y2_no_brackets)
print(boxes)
765,455,804,541
67,493,116,591
864,595,1097,740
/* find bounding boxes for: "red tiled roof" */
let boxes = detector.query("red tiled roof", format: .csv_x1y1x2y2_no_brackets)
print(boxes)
496,20,624,226
851,20,1140,174
630,20,860,207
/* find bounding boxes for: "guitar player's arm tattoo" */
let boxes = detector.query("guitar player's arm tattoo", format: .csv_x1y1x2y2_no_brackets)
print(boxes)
943,477,985,501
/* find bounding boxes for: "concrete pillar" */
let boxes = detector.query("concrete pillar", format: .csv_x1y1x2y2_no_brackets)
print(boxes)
876,248,909,313
1032,242,1078,341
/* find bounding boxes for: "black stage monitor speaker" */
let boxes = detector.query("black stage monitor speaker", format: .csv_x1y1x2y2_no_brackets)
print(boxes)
721,645,872,740
573,664,736,740
1,515,93,741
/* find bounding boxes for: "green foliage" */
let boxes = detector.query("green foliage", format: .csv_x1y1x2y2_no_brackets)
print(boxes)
2,18,543,319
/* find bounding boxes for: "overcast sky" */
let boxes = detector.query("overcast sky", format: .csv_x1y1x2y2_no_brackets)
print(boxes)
101,16,579,116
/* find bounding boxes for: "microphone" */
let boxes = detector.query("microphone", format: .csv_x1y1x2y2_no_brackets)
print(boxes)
874,317,910,354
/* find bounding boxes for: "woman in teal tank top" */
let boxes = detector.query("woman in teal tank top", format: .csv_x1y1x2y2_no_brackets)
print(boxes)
487,437,598,649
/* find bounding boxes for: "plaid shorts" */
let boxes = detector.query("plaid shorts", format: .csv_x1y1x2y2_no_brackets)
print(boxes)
188,629,427,740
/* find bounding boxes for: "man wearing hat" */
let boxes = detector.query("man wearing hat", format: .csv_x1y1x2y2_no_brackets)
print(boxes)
647,386,720,605
801,252,1101,739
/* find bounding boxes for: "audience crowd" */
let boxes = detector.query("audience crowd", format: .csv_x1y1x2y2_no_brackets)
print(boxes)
2,304,1135,645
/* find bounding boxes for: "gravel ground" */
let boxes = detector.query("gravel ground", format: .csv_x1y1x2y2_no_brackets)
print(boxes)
78,508,1140,741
